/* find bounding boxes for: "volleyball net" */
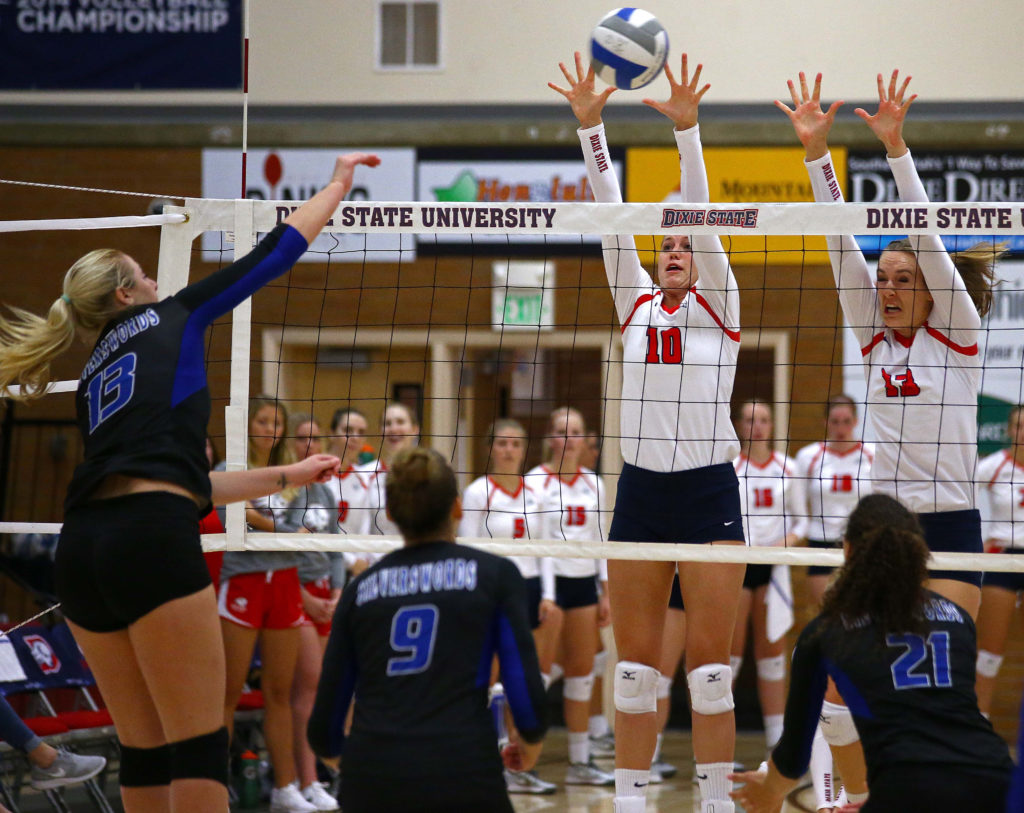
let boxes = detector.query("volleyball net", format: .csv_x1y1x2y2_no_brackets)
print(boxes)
2,196,1023,574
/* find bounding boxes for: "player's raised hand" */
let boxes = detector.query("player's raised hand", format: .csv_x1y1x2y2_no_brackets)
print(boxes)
549,51,617,129
643,53,710,131
855,69,916,158
775,72,843,161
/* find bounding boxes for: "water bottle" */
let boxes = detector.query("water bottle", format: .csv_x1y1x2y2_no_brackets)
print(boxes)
237,750,261,809
488,682,509,748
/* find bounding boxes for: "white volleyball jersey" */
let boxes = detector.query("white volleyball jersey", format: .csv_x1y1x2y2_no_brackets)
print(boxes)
524,464,608,580
356,458,401,538
792,442,875,542
976,450,1024,549
580,123,741,473
805,151,981,513
734,452,800,547
458,475,554,599
322,464,371,536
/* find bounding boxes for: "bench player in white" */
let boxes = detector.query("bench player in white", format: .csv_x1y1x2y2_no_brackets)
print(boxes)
459,418,560,795
732,400,801,752
526,406,613,787
551,52,747,813
975,406,1024,716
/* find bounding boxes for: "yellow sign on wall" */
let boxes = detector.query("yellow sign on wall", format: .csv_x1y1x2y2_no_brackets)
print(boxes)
626,145,848,265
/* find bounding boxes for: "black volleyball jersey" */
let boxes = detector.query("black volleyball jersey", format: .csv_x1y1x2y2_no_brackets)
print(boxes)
309,541,548,773
773,591,1012,782
64,224,308,513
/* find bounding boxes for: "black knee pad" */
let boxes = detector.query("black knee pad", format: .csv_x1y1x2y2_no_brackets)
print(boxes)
119,742,172,788
169,727,229,787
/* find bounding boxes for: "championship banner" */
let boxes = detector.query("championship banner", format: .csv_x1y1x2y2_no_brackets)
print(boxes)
0,0,242,90
848,151,1024,255
201,148,417,262
626,146,848,265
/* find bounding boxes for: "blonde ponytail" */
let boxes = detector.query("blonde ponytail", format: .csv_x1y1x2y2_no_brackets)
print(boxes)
0,249,136,401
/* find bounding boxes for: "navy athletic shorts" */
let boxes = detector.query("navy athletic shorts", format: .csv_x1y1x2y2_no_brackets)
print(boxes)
55,491,212,632
555,575,599,610
609,462,745,544
918,509,983,587
982,548,1024,592
807,539,841,577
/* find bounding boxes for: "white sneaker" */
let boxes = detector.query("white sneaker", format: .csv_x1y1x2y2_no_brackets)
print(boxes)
652,759,677,779
648,762,663,784
270,782,318,813
504,769,557,794
301,781,340,811
565,760,615,786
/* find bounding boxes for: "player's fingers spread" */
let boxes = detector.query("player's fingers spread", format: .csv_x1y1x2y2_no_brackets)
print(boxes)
787,79,800,107
812,72,822,103
691,62,704,89
798,70,810,101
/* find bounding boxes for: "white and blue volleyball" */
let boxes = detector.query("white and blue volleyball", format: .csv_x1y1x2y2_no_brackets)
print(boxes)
590,8,669,90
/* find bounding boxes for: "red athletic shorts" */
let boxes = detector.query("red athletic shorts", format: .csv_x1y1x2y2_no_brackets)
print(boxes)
301,578,335,637
218,568,304,630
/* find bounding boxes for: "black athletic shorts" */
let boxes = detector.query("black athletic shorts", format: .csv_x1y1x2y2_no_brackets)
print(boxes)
742,563,772,591
55,492,212,632
863,763,1008,813
341,769,512,813
555,575,599,610
807,539,841,577
668,574,685,610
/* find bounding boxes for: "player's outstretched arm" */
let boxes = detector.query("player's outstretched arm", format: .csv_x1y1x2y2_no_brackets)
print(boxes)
210,453,340,505
283,152,381,243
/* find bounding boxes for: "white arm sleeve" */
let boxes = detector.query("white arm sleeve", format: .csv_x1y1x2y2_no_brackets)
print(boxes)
578,123,657,325
804,152,879,348
675,125,740,332
887,150,980,345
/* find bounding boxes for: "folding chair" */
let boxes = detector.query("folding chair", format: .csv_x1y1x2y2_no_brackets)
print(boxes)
1,624,116,813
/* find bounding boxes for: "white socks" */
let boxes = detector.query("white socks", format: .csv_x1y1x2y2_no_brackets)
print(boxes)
615,767,650,799
764,713,784,749
589,714,611,738
695,761,733,806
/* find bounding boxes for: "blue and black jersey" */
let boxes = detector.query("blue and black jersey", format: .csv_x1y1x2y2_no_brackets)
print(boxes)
64,223,308,514
773,591,1011,787
309,541,547,790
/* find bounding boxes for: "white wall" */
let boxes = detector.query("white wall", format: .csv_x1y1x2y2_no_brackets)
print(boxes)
5,0,1023,107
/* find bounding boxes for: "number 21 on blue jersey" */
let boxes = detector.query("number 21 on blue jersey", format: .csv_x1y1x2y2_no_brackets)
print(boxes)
387,604,439,676
886,631,952,690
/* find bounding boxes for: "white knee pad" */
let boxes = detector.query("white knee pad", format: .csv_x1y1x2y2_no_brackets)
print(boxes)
563,674,595,702
592,650,607,676
686,664,734,715
756,655,786,682
819,700,859,746
656,675,673,700
613,661,660,714
977,649,1004,679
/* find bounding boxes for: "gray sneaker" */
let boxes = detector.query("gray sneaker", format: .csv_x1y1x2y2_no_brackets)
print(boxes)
652,759,677,779
589,732,615,758
504,769,557,794
565,760,615,786
30,750,106,790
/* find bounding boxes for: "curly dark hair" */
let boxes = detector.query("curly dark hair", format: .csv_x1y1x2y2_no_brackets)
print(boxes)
820,494,930,639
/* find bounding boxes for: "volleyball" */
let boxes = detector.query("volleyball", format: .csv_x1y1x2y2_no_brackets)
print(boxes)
589,8,669,90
